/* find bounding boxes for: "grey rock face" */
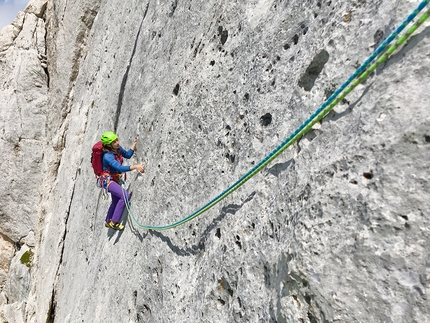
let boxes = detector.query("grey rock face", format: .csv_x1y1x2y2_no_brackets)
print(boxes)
0,1,47,242
0,0,48,321
2,0,430,322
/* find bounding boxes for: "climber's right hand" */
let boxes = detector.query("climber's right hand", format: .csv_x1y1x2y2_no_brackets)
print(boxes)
131,164,145,173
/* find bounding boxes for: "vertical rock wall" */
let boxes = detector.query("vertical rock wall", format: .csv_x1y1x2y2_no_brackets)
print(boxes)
1,0,429,322
0,1,47,321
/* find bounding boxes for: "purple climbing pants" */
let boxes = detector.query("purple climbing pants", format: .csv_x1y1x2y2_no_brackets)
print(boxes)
105,181,130,223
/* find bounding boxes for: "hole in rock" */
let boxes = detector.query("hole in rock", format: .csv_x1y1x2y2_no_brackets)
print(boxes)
225,153,235,163
363,171,373,180
220,30,228,45
235,239,242,249
173,83,180,95
303,26,309,35
308,311,318,323
215,228,221,238
374,29,385,48
260,113,272,126
298,49,329,91
305,294,311,305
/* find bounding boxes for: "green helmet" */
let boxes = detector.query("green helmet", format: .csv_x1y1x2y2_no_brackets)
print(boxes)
101,131,118,145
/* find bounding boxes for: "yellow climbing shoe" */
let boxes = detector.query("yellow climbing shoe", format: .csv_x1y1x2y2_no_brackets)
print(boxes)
106,221,124,230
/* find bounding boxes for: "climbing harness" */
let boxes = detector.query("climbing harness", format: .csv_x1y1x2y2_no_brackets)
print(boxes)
96,175,110,200
123,1,430,230
97,172,126,200
93,149,125,199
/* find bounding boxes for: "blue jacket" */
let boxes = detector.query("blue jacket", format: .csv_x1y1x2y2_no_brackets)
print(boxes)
102,146,134,173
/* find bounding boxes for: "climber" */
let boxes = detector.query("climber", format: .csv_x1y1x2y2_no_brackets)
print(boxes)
100,131,144,230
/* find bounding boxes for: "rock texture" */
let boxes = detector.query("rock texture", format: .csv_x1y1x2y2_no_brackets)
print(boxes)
1,0,429,322
0,0,48,321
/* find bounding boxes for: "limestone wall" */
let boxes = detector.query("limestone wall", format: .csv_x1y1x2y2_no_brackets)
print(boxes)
0,1,47,321
1,0,429,322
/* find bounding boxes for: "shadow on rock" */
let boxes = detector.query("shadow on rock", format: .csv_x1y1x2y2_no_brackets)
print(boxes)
147,191,257,257
380,25,430,72
266,159,294,177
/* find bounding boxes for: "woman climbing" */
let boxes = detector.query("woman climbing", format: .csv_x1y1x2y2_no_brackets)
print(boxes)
100,131,144,230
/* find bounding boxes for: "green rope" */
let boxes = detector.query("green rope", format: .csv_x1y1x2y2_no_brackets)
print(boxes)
125,4,430,230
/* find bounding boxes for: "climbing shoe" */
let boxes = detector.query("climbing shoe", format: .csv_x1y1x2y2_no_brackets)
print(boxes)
106,221,124,230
